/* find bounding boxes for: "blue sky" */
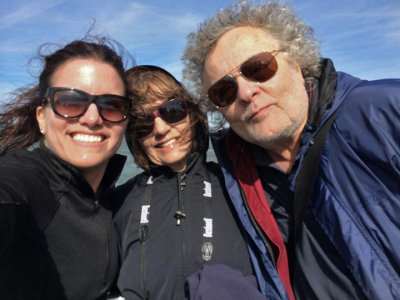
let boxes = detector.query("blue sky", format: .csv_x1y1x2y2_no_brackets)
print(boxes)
1,0,399,102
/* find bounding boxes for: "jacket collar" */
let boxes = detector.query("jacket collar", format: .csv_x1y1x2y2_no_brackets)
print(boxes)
306,58,338,129
148,151,204,179
38,139,126,196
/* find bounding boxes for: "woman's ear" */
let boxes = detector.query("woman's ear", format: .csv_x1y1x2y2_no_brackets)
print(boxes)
36,106,46,134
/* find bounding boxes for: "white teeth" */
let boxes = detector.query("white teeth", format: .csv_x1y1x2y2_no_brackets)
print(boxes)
73,134,103,143
159,138,176,147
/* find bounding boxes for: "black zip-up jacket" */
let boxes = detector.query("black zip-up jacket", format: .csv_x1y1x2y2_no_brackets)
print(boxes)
0,143,125,300
114,151,254,300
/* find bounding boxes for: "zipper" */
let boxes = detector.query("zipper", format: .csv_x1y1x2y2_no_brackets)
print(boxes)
175,173,186,225
91,196,110,292
140,225,149,299
176,172,187,278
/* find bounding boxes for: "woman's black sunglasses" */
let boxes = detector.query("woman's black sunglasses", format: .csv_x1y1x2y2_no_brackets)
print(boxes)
43,87,131,123
207,50,280,107
135,98,188,138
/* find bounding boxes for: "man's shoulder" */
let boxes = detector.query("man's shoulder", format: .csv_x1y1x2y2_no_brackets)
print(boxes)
330,75,399,133
337,74,400,107
324,75,399,176
348,77,399,97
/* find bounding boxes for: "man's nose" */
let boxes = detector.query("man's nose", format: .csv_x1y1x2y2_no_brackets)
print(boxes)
236,75,259,103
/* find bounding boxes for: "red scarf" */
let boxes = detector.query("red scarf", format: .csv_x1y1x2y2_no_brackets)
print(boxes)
225,131,295,300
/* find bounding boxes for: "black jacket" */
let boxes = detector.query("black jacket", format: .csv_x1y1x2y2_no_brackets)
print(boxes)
114,150,254,300
0,143,125,300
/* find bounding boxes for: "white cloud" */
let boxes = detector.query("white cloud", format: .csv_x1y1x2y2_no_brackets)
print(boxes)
101,3,202,42
0,0,66,30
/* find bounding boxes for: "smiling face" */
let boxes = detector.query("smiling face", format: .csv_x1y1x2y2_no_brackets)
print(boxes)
139,98,193,172
203,26,309,152
36,58,127,177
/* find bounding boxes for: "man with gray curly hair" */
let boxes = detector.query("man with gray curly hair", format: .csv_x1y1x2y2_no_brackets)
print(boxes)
182,1,400,300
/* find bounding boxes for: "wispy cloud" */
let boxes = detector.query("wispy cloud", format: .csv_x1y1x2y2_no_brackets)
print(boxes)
293,0,400,79
100,2,203,42
94,2,204,75
0,0,66,30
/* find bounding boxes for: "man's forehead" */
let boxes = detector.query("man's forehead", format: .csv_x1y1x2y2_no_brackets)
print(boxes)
202,27,278,85
215,26,276,49
206,27,277,65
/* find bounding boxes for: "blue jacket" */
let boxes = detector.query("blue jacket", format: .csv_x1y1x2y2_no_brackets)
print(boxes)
212,70,400,299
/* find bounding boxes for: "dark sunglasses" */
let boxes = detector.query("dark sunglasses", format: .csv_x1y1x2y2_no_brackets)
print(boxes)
135,98,187,138
43,87,131,123
207,50,280,107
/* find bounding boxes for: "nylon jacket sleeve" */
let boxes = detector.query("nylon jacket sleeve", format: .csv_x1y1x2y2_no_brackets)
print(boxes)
310,76,400,300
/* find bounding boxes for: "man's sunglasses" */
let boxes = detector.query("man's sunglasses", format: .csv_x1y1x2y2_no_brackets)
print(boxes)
135,98,188,138
43,87,131,123
207,50,280,107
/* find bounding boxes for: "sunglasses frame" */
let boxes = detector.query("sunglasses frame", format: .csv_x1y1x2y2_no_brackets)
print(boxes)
207,50,281,108
43,87,131,123
135,98,188,139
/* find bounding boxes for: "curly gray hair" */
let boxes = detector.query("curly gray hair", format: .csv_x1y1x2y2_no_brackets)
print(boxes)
182,0,321,113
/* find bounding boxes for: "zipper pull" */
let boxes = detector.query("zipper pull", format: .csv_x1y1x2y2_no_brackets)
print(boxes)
175,210,186,226
180,173,187,190
94,199,100,212
140,225,148,242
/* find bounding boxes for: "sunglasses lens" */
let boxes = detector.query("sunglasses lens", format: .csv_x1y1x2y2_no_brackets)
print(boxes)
52,89,129,122
53,90,88,117
135,98,187,139
208,76,237,107
97,96,130,122
207,51,278,108
158,98,187,123
241,52,278,82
